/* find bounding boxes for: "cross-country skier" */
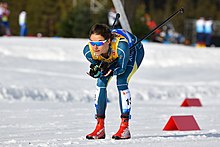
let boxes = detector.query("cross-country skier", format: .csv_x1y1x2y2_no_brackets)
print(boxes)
83,24,144,139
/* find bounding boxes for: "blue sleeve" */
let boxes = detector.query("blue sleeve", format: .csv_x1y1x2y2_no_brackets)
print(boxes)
83,45,98,65
113,41,130,75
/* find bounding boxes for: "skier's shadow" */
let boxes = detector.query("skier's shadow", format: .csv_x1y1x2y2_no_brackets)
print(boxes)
133,133,220,139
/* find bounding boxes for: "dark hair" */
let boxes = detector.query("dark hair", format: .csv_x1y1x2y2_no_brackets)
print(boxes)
89,24,112,40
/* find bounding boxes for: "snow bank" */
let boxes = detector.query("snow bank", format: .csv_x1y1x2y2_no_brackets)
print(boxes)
0,37,220,102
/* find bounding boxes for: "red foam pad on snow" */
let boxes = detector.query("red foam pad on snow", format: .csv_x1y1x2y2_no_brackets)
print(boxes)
181,98,202,107
163,115,200,131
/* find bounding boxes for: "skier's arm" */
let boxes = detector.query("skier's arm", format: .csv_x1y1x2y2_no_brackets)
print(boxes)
113,41,130,75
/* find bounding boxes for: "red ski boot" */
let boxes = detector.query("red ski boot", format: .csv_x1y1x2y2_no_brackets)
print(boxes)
86,117,105,139
112,117,131,139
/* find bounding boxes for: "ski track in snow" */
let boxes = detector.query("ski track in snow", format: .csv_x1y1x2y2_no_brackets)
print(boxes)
0,101,219,147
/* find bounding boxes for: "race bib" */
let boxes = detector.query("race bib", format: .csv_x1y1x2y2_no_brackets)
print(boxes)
120,89,131,113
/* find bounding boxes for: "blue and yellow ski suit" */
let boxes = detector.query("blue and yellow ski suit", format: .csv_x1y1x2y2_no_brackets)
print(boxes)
83,29,144,118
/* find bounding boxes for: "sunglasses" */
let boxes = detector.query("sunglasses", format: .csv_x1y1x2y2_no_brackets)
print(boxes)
89,40,107,46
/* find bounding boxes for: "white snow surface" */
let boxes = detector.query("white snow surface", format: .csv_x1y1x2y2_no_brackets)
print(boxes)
0,37,220,146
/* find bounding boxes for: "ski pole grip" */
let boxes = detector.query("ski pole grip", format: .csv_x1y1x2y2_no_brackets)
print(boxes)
180,7,184,14
112,13,120,29
116,13,120,19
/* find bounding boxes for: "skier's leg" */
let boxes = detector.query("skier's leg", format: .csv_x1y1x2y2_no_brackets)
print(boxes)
112,67,133,139
117,44,144,116
113,44,144,139
86,76,111,139
95,76,111,117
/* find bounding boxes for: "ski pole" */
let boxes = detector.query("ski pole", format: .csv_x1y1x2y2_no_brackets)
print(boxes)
129,7,184,50
111,13,120,29
99,8,184,74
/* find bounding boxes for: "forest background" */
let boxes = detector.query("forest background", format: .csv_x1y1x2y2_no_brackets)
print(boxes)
3,0,220,39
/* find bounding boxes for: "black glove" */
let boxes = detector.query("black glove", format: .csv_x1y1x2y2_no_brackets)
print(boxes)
88,64,102,78
87,61,114,78
99,61,109,74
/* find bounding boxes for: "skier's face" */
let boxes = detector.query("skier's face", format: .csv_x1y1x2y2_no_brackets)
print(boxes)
89,34,110,56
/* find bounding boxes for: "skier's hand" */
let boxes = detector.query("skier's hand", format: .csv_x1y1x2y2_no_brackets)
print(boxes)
87,61,114,78
87,64,102,78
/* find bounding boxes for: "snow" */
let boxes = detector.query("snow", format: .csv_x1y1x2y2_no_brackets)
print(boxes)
0,36,220,146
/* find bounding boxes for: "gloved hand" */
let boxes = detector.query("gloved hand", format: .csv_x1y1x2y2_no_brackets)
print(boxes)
99,61,109,73
87,61,115,78
87,64,102,78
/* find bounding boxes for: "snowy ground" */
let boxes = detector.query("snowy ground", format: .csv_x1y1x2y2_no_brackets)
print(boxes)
0,37,220,146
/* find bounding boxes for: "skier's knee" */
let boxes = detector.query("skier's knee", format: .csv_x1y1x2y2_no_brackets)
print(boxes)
97,78,108,87
117,79,128,90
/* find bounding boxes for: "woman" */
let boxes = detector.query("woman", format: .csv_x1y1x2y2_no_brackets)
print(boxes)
83,24,144,139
